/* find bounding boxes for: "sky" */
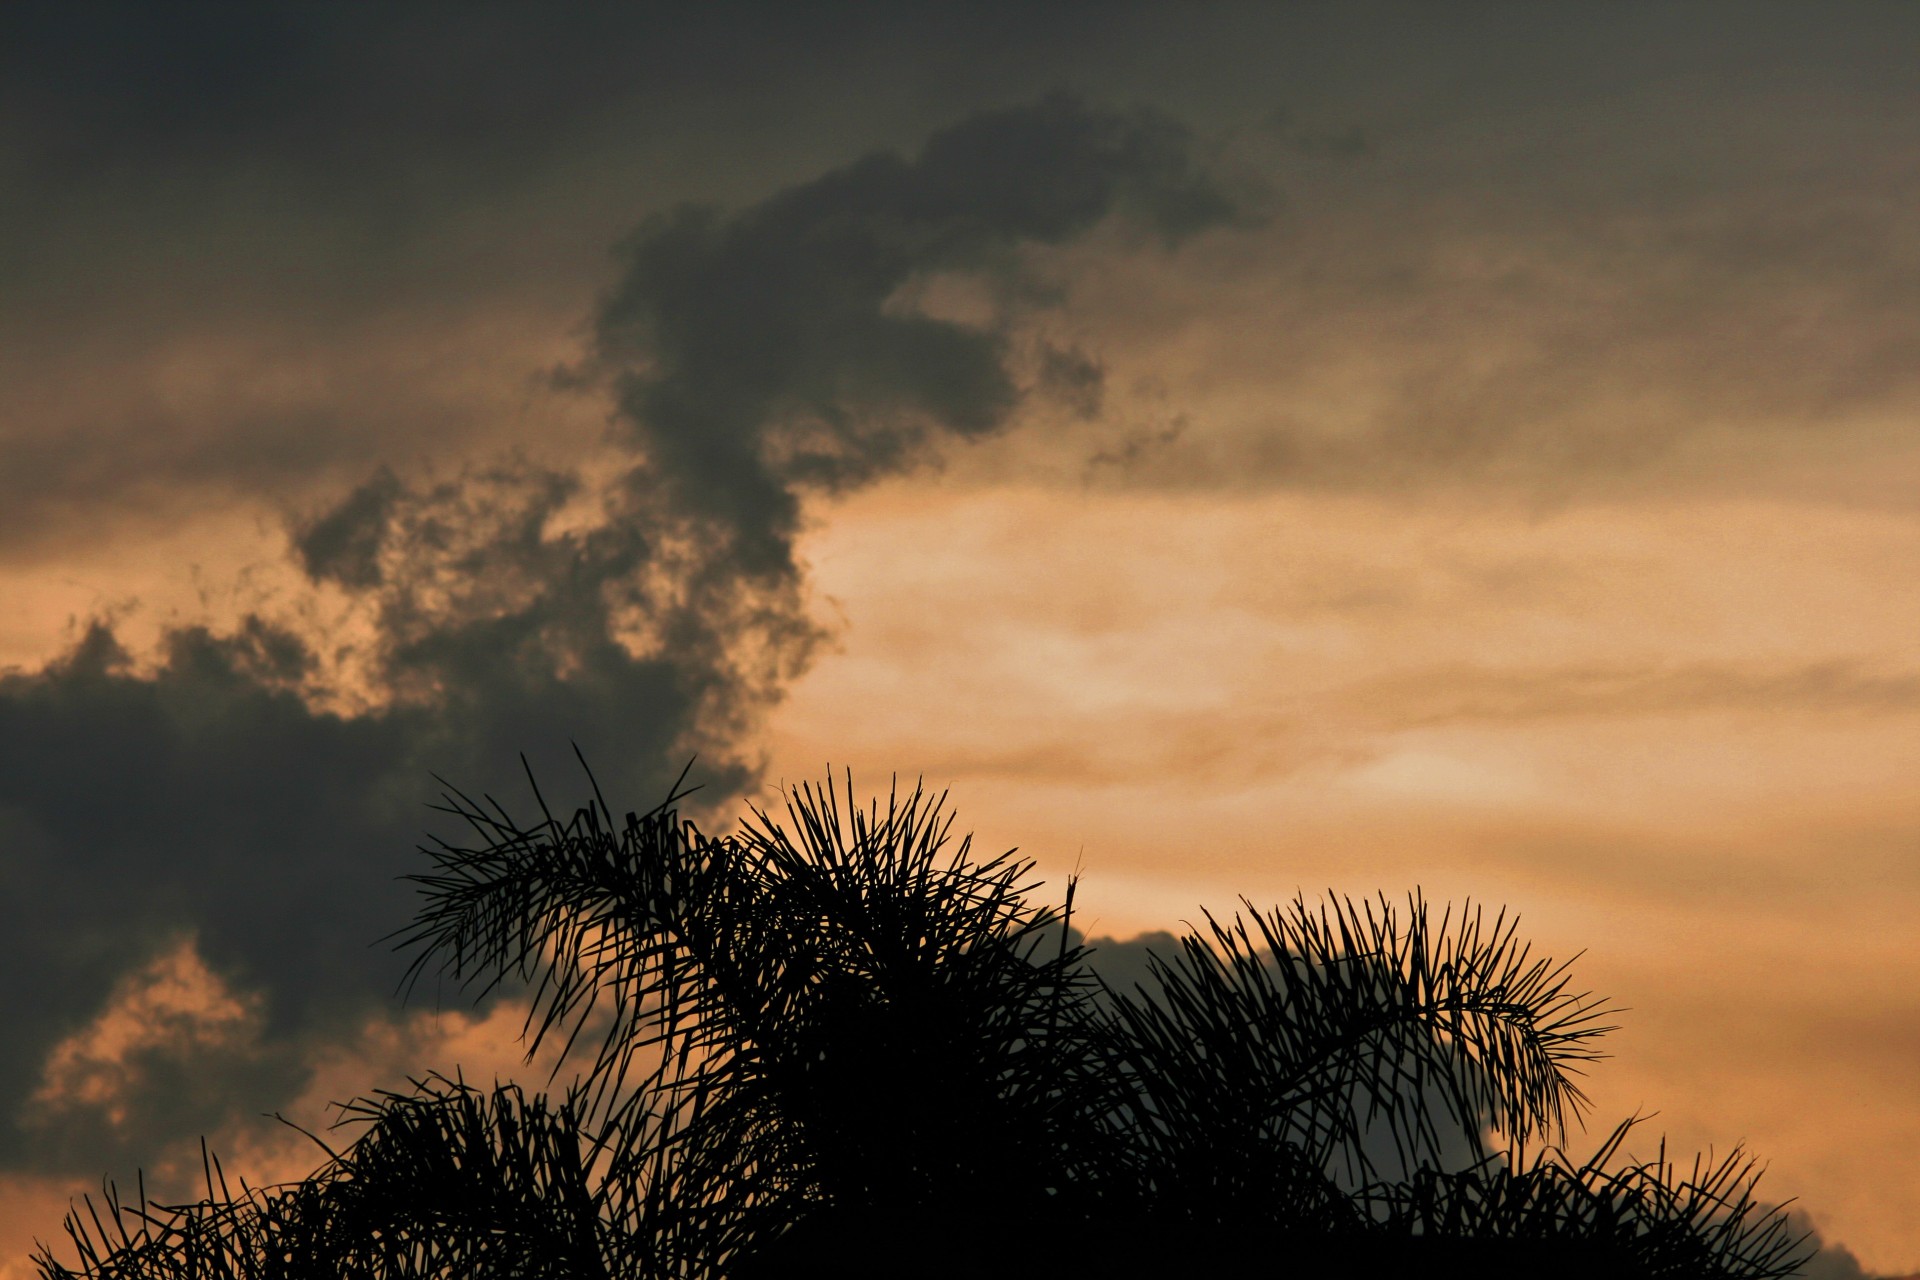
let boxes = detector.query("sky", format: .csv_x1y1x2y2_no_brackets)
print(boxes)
1,2,1916,1274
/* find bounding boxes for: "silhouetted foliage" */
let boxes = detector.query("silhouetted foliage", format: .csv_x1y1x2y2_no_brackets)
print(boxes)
38,765,1811,1279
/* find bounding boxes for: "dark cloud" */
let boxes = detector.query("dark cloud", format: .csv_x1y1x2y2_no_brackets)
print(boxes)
0,3,1275,563
1786,1211,1885,1280
591,91,1249,579
0,621,416,1167
0,4,810,186
16,3,1918,558
1052,24,1920,501
0,3,1144,184
293,467,404,590
0,473,741,1179
1080,929,1184,1002
0,5,1083,555
0,93,1248,1181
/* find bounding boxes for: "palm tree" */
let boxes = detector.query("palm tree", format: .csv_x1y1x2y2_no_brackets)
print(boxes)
37,765,1810,1279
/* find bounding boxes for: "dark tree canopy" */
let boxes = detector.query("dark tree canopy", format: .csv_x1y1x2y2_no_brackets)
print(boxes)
37,767,1809,1279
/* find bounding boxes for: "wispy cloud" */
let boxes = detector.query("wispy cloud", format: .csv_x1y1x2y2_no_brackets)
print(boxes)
1343,658,1920,727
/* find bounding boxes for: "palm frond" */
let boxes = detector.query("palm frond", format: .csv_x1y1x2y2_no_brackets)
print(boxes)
391,759,722,1119
38,1078,617,1280
1094,892,1614,1203
1359,1117,1812,1279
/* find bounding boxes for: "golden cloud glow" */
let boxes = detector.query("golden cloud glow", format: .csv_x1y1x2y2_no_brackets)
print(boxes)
22,937,262,1133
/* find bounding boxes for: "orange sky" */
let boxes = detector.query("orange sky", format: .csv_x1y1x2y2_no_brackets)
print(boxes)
763,480,1920,1269
3,6,1917,1275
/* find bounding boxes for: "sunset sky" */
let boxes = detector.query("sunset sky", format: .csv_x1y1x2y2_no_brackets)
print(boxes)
2,4,1917,1274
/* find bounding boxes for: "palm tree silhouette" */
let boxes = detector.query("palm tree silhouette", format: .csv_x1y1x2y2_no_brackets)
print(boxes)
38,766,1808,1279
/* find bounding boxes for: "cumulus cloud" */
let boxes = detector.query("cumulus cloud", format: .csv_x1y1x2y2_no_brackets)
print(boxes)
0,93,1251,1183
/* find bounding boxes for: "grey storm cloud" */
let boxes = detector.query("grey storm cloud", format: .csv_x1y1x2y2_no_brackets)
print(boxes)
0,2,1133,180
0,93,1251,1178
0,1,1163,558
590,91,1247,579
1789,1217,1881,1280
